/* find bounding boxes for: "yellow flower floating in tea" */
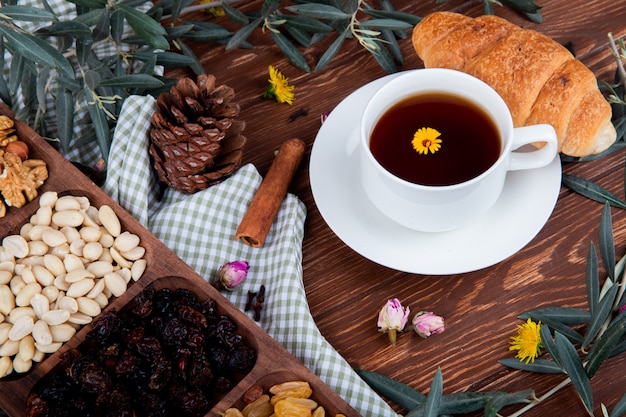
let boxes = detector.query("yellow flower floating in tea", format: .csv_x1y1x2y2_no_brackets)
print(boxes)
509,318,542,364
412,127,442,154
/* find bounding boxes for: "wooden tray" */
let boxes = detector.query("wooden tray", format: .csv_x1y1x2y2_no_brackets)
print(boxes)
0,103,360,417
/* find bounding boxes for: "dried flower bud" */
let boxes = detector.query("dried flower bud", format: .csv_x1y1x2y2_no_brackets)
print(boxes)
412,311,445,338
216,260,249,291
377,298,410,345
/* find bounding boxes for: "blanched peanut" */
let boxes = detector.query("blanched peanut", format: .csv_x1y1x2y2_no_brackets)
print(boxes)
17,335,35,361
8,306,36,323
34,206,52,226
76,297,101,317
12,355,32,373
0,285,15,315
82,242,102,261
0,271,11,285
30,293,50,319
3,235,29,259
0,323,11,344
33,265,55,287
32,349,45,362
60,227,81,243
0,340,19,356
10,275,25,296
54,195,81,211
104,273,127,297
63,254,85,273
42,229,67,247
8,315,34,341
66,279,95,298
41,285,59,303
38,191,58,208
79,226,101,243
65,269,95,283
55,296,78,314
49,323,75,342
15,282,42,307
32,320,53,345
41,309,70,326
52,210,84,228
28,241,48,256
68,312,92,325
131,259,147,281
35,341,61,354
99,205,121,237
86,260,113,278
0,356,12,377
44,254,66,276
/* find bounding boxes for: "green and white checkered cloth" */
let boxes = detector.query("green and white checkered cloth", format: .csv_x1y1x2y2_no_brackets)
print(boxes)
103,95,399,417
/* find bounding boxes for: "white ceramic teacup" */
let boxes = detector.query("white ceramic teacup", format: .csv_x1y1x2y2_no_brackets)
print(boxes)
359,68,558,232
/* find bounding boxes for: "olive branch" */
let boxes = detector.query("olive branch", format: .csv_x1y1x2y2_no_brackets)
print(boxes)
0,0,541,168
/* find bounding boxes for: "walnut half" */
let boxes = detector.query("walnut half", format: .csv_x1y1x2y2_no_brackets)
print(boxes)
0,150,48,217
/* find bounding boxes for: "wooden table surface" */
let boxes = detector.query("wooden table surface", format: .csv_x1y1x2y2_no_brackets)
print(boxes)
165,1,626,416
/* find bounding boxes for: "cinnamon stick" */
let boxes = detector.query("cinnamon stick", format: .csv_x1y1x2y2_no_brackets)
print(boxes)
235,138,306,247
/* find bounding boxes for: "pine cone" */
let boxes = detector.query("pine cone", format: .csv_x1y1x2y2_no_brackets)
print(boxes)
148,74,247,193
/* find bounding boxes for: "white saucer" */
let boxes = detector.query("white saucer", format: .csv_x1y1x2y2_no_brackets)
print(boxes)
309,74,562,275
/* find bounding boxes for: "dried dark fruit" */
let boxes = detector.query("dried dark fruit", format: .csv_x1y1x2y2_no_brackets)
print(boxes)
28,284,256,417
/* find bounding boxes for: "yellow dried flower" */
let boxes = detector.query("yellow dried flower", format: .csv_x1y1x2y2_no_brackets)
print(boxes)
509,318,542,364
264,65,295,105
412,127,442,154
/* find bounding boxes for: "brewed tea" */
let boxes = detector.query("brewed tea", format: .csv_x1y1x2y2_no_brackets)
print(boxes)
369,92,501,186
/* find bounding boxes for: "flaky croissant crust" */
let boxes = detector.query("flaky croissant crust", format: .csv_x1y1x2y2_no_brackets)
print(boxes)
412,12,616,157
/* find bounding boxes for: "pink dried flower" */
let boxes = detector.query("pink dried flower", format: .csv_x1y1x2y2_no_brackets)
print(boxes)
412,311,445,338
377,298,410,345
216,260,249,291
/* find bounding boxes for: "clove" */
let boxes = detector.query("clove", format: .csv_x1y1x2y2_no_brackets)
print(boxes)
253,285,265,321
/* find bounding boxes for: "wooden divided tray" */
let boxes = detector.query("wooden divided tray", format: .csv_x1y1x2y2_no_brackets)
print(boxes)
0,103,360,417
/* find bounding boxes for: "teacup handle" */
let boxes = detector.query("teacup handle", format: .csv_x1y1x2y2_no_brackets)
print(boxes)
508,124,558,171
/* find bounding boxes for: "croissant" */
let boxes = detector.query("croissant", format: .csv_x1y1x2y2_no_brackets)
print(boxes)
411,11,616,157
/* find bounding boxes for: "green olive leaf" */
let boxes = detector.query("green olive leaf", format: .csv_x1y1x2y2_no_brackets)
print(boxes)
67,0,107,9
98,74,165,89
56,86,75,154
84,88,112,161
423,368,443,417
587,242,600,315
518,307,590,325
270,30,311,73
37,20,92,38
585,314,625,377
222,2,249,25
599,203,616,281
554,332,594,414
315,27,348,72
116,4,169,50
226,17,262,50
582,282,618,349
499,357,563,373
562,174,626,209
285,3,351,20
358,18,413,31
364,9,422,25
282,14,333,33
0,25,74,78
483,390,534,417
355,369,426,411
610,392,626,417
0,5,56,22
